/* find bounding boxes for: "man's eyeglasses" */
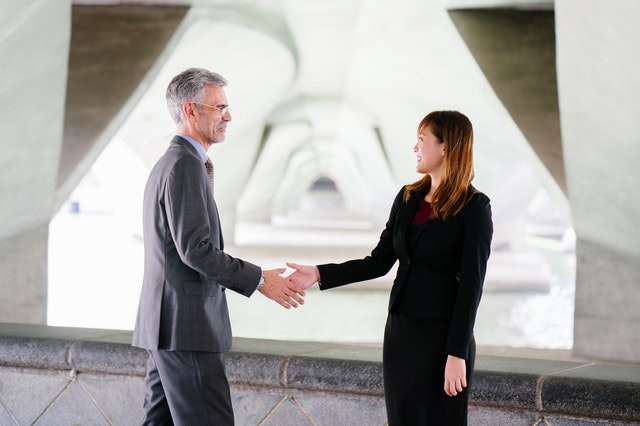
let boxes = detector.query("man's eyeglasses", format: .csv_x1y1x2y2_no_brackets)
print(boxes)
191,102,231,116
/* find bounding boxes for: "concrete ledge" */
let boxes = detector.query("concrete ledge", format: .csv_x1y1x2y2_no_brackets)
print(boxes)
471,351,640,424
0,323,639,425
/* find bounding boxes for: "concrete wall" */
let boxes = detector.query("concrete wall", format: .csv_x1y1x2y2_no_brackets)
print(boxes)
0,324,638,425
555,0,640,363
0,0,70,323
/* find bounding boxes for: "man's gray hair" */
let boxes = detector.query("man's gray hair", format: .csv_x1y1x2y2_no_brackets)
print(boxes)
166,68,228,124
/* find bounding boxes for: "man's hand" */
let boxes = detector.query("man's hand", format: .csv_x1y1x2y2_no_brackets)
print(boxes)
286,262,320,291
444,355,467,397
258,268,305,309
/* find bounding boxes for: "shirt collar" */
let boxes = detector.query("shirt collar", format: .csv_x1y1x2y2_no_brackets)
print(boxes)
178,133,208,163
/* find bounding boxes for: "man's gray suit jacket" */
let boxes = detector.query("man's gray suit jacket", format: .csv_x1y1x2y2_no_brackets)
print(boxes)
133,136,261,353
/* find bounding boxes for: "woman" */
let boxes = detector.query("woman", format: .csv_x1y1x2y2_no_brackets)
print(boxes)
287,110,493,425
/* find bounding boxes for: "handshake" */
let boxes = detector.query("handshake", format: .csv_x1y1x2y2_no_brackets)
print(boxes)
257,262,320,309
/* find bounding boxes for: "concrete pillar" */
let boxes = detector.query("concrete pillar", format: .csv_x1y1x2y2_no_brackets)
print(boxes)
0,225,49,323
0,0,70,322
556,0,640,362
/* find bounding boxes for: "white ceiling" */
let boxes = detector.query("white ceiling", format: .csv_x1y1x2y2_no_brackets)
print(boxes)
112,0,566,246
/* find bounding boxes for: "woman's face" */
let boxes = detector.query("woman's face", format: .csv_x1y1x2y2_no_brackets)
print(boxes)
413,125,444,175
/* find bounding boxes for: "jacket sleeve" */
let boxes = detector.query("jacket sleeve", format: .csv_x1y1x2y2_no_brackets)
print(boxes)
164,154,260,296
445,193,493,358
316,187,405,289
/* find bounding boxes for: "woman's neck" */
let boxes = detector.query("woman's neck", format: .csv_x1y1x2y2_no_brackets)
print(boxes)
425,174,441,202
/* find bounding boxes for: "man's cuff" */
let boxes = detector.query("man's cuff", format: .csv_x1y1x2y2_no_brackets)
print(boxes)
257,270,265,291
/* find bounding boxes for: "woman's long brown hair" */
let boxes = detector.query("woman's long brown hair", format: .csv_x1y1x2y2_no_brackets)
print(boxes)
403,110,476,220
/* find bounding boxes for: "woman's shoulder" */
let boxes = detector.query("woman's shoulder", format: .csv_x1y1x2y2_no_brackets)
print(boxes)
388,186,415,214
465,189,491,212
393,185,409,202
471,189,490,204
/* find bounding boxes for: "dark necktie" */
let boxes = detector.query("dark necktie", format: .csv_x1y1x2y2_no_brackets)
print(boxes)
204,158,214,195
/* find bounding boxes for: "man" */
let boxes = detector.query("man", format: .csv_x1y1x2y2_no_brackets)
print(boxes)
132,68,305,425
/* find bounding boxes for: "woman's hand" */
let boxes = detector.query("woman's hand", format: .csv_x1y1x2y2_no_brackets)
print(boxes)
286,262,320,290
444,355,467,397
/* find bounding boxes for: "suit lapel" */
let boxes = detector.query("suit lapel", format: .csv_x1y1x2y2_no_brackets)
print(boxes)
172,135,225,249
395,193,420,258
399,193,437,254
411,214,435,249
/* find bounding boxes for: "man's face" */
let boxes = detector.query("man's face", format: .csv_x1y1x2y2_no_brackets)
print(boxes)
192,85,232,147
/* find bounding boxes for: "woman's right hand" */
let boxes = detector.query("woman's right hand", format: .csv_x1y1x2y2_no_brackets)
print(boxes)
444,355,467,397
286,262,320,291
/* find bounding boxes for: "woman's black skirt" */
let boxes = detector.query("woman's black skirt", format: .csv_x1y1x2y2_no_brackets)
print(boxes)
383,312,475,426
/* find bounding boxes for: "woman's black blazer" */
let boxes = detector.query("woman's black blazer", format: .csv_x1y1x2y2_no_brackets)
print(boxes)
317,186,493,359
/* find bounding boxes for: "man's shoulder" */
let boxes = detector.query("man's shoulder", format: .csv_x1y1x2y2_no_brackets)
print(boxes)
159,137,200,165
149,138,200,179
168,135,198,156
